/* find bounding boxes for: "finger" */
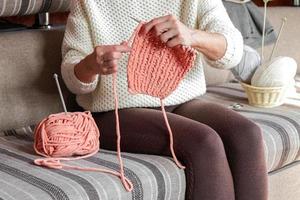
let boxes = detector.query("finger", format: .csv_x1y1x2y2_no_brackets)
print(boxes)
99,59,118,75
121,41,128,46
108,66,118,74
101,44,131,54
166,36,184,48
102,52,122,61
160,28,178,43
103,60,118,68
143,15,173,34
153,21,175,36
102,66,118,75
100,67,108,75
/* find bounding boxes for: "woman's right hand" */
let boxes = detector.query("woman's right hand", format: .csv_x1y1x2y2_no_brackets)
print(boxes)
75,44,131,83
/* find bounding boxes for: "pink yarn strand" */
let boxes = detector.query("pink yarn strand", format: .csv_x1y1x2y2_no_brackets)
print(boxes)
34,151,132,188
113,73,134,191
160,99,185,169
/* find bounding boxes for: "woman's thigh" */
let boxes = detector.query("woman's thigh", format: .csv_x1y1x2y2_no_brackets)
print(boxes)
171,99,266,160
93,107,235,200
92,107,222,158
172,98,262,144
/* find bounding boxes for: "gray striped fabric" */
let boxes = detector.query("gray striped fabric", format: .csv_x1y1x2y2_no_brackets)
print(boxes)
0,0,70,17
1,78,299,199
202,79,300,172
0,132,186,200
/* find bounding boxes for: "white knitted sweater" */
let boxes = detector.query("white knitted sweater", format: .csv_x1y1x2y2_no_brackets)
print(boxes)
61,0,243,112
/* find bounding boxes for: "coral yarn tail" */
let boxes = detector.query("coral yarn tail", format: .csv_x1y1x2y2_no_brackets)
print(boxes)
113,73,133,191
34,151,133,190
160,99,185,169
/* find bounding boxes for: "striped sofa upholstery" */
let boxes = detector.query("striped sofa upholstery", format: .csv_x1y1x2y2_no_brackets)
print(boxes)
203,81,300,172
0,0,70,17
0,131,186,200
1,80,299,200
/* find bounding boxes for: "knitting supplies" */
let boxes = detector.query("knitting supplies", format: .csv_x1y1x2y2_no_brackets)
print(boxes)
241,82,288,108
241,56,297,107
269,17,287,61
251,56,297,87
33,74,133,192
261,0,272,62
241,3,297,108
34,112,99,159
126,22,197,169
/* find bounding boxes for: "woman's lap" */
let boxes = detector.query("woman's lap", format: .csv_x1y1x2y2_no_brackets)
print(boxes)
172,99,267,200
92,104,220,157
92,98,267,200
91,98,260,165
92,99,236,200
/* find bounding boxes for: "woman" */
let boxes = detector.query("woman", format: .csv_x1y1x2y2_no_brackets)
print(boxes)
61,0,267,199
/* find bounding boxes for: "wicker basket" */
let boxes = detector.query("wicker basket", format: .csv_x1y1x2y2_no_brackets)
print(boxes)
240,82,288,108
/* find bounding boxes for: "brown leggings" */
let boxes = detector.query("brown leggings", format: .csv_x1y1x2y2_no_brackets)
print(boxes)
92,99,268,200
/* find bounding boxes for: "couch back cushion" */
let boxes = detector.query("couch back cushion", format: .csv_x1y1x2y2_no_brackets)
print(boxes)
0,0,70,17
0,28,77,131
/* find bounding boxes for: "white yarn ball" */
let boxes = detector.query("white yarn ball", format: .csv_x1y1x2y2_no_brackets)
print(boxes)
251,56,297,87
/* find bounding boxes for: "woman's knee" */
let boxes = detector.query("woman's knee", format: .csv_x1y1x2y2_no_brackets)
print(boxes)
230,118,264,153
180,123,226,159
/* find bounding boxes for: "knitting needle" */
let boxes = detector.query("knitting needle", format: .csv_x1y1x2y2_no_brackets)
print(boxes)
53,73,68,115
128,17,143,43
261,0,271,63
130,16,141,24
269,17,287,61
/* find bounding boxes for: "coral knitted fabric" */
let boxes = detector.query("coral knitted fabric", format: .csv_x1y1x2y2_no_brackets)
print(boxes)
61,0,243,112
127,24,197,99
126,23,197,168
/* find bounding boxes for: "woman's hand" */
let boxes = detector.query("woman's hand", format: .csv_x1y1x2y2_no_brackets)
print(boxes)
85,44,131,75
142,14,196,48
75,44,131,83
142,15,227,61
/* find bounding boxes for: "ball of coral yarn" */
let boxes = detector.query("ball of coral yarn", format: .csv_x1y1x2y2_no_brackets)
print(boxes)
34,111,100,158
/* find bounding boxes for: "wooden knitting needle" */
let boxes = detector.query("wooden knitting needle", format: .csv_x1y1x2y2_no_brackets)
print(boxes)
269,17,287,61
53,74,68,115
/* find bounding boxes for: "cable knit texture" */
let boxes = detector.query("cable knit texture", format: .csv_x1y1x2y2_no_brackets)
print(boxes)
61,0,243,112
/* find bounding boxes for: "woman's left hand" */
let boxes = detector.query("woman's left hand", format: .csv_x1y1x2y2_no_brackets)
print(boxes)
142,14,195,48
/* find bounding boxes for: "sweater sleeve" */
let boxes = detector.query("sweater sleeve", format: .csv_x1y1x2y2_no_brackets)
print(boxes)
61,1,99,95
198,0,243,69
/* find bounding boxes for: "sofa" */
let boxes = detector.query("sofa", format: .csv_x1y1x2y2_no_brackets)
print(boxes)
0,1,299,200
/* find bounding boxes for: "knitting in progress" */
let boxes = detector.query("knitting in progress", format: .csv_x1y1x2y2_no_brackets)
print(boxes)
127,23,197,99
33,22,196,192
127,23,197,168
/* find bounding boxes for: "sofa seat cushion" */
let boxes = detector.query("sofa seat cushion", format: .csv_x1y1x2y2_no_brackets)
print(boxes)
1,80,299,200
0,132,185,200
202,80,300,172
